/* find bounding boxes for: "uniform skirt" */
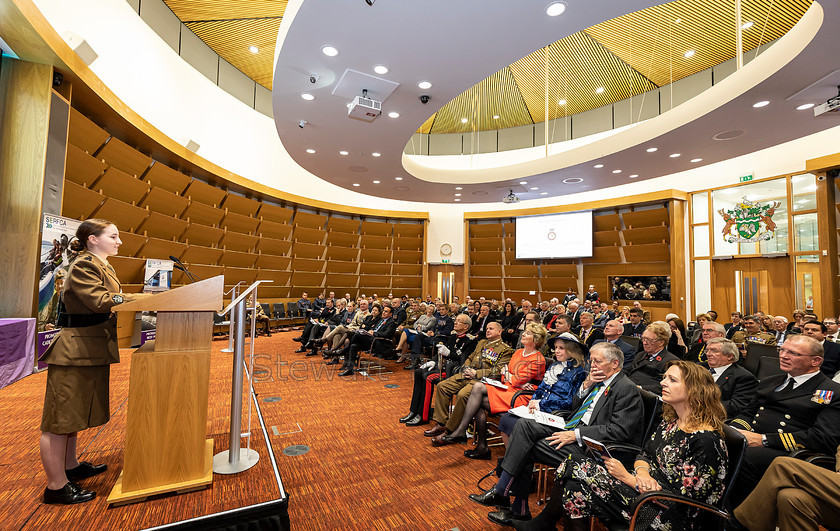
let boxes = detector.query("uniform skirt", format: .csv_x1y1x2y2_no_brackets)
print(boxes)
40,364,110,434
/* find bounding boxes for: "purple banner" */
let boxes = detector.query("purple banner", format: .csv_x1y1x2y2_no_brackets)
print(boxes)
36,329,61,371
140,329,156,345
0,319,36,389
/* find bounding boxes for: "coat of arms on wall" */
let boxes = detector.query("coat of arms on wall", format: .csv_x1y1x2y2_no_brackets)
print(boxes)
718,197,781,243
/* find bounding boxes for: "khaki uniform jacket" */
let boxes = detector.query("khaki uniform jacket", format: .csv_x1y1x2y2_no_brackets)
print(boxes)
347,309,370,331
40,251,132,366
456,338,514,381
731,330,777,346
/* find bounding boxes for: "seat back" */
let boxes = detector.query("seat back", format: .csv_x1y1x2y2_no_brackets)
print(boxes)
720,424,747,508
620,335,641,351
744,343,782,379
273,302,285,318
260,303,271,316
286,301,298,318
638,388,663,445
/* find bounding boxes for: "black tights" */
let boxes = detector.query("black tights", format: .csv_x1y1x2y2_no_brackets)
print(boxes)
449,382,491,451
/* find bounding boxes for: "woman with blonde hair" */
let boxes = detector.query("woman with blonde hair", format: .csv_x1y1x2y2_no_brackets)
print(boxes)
514,360,728,530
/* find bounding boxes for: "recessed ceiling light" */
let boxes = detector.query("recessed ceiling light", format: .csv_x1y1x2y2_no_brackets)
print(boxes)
796,103,815,110
674,18,682,23
690,158,703,163
612,169,622,174
670,153,681,158
594,164,604,168
646,147,658,152
540,192,548,196
545,2,567,16
306,149,316,154
388,111,400,118
395,177,403,180
371,152,381,157
530,187,539,190
493,115,500,120
418,81,432,90
300,93,315,101
373,65,389,75
684,49,695,58
558,99,567,105
753,100,770,108
461,118,468,123
321,45,339,57
372,180,380,184
519,181,528,185
563,178,584,184
629,174,639,178
455,193,462,197
249,45,259,54
455,186,463,190
595,87,605,94
352,183,360,187
454,198,461,202
741,21,754,30
339,150,349,156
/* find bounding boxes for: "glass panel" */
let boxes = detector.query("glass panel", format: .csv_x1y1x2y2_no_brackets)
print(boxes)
795,254,820,313
694,259,711,317
791,173,817,212
692,192,709,223
693,225,710,256
712,178,788,256
794,213,819,252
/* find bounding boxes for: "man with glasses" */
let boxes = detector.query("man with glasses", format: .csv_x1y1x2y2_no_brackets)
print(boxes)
685,321,726,363
825,317,839,342
802,321,840,377
727,335,840,508
705,337,757,418
772,316,791,345
732,314,776,360
627,321,679,394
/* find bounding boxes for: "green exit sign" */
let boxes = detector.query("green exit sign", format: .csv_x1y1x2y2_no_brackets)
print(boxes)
739,174,754,183
441,259,450,264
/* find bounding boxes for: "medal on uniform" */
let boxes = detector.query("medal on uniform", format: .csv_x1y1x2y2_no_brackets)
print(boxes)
812,390,834,404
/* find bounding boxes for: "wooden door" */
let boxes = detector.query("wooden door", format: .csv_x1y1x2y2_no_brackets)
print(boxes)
711,257,792,317
795,259,821,316
427,265,465,304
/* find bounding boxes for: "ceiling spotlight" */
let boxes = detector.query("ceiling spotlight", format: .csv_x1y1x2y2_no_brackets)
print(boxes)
493,115,500,119
365,0,374,5
301,93,315,101
753,100,770,108
388,111,400,118
690,158,703,162
558,99,567,105
373,65,388,75
372,180,380,184
306,149,316,154
455,186,463,190
339,150,349,155
461,118,468,123
352,183,360,187
530,187,539,190
669,153,681,158
612,169,622,174
684,49,696,58
455,193,462,196
595,87,605,94
629,174,639,178
321,45,339,57
593,164,604,168
797,103,815,110
540,192,548,196
545,2,567,16
646,147,658,152
741,21,754,30
454,198,461,202
371,152,381,157
395,177,403,180
418,81,432,90
563,178,584,184
519,181,528,185
249,45,259,54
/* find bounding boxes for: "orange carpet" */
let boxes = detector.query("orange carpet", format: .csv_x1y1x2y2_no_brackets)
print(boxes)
0,331,569,530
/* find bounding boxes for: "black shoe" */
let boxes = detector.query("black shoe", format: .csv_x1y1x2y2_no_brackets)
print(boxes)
65,461,107,482
43,482,96,505
305,349,318,357
292,337,304,342
406,416,428,427
469,487,510,508
488,508,531,526
399,412,417,423
403,362,419,370
326,357,341,365
339,368,354,377
294,347,307,353
464,448,492,460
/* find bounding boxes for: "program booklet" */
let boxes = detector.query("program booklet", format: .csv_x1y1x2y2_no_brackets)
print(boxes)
533,411,566,429
582,436,612,460
508,405,535,419
481,377,508,389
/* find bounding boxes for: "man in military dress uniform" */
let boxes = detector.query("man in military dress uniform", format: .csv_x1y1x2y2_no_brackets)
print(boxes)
398,314,477,426
423,322,513,439
727,334,840,508
731,314,776,351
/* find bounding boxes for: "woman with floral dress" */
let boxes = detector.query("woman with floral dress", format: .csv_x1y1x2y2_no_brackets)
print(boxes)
512,359,728,531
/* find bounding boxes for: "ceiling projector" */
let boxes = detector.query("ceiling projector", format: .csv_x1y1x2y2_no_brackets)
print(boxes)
348,89,381,122
814,86,840,117
502,190,520,204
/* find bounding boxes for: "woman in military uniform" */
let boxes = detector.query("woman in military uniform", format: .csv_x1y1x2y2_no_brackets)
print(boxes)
39,219,135,505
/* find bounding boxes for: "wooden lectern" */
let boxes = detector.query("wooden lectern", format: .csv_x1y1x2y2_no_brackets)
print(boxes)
107,275,224,506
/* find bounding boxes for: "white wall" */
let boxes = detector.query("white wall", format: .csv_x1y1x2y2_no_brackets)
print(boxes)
30,0,840,268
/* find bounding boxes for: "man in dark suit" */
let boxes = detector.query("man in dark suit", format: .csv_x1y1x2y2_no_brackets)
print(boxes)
725,311,743,340
627,322,679,395
468,342,644,525
705,338,757,418
594,319,636,366
390,297,407,327
685,321,726,363
471,303,496,339
574,311,604,348
772,315,792,345
623,308,646,338
727,335,840,508
567,301,582,328
406,302,455,370
338,305,397,376
802,320,840,377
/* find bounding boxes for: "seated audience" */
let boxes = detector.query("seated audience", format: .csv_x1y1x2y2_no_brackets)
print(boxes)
725,311,743,339
547,314,575,344
825,316,839,342
562,288,577,305
685,321,726,363
727,335,840,508
390,297,407,327
667,317,688,356
704,337,758,418
406,303,454,370
787,309,806,333
297,292,311,316
627,321,680,394
306,298,346,356
513,360,728,531
293,298,336,351
567,302,582,328
732,445,840,531
801,320,840,376
689,312,712,344
574,312,604,348
423,322,513,441
592,302,614,328
584,285,599,304
617,305,631,324
468,342,643,525
312,292,326,312
392,299,423,363
761,314,775,333
335,304,395,376
633,301,651,325
622,308,646,337
500,301,523,346
399,314,476,427
431,324,548,457
252,298,271,336
471,303,497,340
731,314,776,359
323,300,368,357
771,315,791,344
593,320,636,367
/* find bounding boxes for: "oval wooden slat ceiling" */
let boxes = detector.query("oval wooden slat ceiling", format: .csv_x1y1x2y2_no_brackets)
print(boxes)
164,0,810,132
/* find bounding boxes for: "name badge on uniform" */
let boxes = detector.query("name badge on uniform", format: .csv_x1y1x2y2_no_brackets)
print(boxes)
812,390,834,404
482,348,500,362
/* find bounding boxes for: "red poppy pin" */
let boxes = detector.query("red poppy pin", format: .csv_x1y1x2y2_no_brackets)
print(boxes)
655,356,662,361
